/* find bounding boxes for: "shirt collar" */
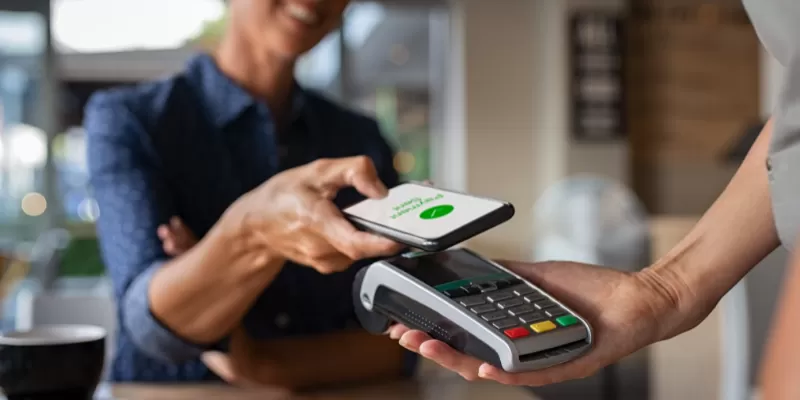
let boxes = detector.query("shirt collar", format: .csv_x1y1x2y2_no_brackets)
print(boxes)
184,52,307,129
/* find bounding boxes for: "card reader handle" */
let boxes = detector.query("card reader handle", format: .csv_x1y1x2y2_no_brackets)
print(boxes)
353,267,392,334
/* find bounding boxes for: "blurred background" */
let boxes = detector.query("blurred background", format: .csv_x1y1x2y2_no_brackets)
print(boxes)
0,0,783,399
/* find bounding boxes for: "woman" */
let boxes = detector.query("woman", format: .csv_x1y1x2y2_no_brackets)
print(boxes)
386,0,800,389
86,0,416,386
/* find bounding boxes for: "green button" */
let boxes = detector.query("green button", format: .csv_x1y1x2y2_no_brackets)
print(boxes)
556,315,579,327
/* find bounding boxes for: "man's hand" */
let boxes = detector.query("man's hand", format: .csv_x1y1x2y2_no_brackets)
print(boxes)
156,218,240,381
156,218,243,382
222,156,404,274
157,216,198,256
388,261,689,385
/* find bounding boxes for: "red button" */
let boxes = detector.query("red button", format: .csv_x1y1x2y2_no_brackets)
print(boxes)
503,327,530,339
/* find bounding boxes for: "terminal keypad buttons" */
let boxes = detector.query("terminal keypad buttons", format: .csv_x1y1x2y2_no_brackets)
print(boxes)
448,279,580,340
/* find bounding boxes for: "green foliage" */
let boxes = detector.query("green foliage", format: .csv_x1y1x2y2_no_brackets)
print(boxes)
186,11,230,48
59,237,105,277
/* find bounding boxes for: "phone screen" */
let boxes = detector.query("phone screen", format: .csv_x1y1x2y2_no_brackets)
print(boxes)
343,183,504,240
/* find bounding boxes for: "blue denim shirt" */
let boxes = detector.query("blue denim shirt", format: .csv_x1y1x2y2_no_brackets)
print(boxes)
85,53,416,382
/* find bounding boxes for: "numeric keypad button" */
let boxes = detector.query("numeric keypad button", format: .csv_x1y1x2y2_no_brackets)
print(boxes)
481,311,508,322
486,293,513,303
512,286,535,296
459,297,486,307
545,308,567,317
507,304,536,316
470,304,497,314
518,312,547,324
496,299,524,309
523,293,546,303
534,300,557,310
492,318,518,329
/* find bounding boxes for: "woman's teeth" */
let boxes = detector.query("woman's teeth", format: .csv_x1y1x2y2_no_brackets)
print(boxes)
286,3,319,25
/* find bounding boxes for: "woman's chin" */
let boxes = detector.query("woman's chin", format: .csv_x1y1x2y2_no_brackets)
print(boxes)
267,40,315,61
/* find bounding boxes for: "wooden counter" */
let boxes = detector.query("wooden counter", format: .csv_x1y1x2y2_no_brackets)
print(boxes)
102,375,540,400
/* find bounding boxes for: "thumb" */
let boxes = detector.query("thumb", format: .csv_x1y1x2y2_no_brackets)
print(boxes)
311,156,389,199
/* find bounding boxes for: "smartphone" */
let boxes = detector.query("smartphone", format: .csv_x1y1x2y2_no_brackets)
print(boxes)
343,182,515,252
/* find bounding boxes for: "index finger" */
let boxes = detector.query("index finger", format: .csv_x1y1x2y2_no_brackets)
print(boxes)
311,156,389,199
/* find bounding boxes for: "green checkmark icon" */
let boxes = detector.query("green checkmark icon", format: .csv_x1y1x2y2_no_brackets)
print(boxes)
419,204,454,220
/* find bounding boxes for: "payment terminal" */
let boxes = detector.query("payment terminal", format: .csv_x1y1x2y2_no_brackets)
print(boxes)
353,248,593,373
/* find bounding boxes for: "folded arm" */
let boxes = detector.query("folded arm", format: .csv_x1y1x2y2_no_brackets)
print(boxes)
88,95,413,386
86,94,284,363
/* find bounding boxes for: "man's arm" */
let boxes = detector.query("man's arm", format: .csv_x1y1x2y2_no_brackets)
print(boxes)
86,93,284,362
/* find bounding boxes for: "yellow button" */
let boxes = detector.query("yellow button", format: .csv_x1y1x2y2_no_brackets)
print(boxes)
530,321,557,333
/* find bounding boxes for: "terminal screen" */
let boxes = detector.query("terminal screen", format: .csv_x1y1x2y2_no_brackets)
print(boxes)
394,250,506,287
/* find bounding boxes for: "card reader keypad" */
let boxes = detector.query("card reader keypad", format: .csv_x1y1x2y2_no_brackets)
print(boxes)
450,279,580,340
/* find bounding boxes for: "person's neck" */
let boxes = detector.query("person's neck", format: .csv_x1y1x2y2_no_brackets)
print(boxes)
214,32,296,125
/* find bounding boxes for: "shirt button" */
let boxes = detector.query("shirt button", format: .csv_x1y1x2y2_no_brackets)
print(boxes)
766,157,772,172
275,313,291,329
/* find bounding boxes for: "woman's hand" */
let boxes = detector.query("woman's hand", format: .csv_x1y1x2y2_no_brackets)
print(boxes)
221,155,404,274
388,261,689,386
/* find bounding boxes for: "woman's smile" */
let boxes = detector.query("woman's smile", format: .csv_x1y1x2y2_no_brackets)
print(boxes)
278,0,327,34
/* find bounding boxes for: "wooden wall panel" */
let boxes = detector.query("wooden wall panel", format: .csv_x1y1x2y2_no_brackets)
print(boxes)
626,1,761,213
